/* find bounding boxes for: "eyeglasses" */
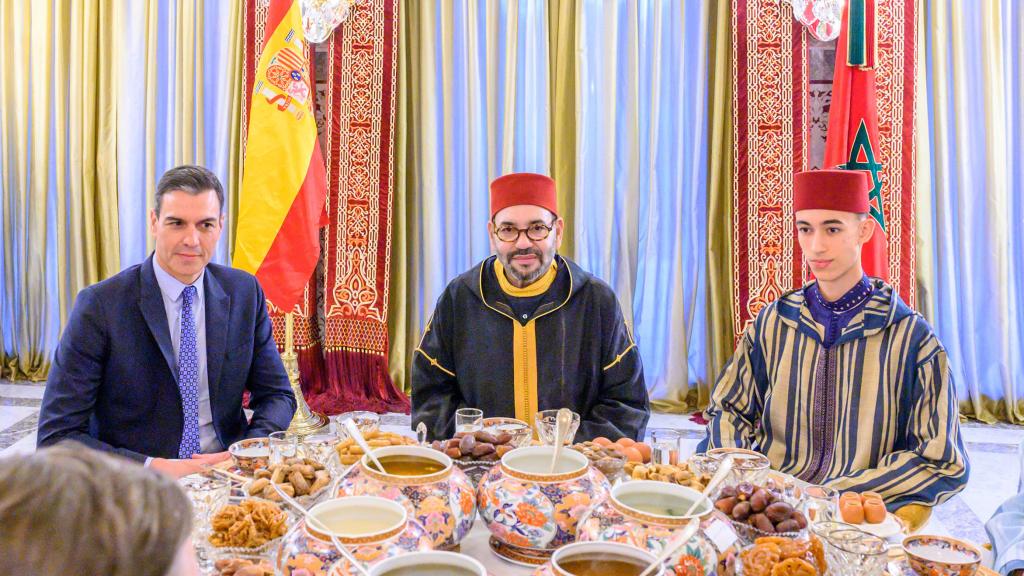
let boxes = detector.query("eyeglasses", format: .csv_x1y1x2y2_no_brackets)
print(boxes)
493,222,554,243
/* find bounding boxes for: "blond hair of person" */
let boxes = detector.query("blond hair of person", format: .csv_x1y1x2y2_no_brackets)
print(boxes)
0,443,194,575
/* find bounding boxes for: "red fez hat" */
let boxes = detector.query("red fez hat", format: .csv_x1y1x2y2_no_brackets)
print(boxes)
793,169,870,213
490,173,558,219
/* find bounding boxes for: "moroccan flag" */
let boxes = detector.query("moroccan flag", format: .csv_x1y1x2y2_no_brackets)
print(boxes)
823,0,888,281
233,0,327,310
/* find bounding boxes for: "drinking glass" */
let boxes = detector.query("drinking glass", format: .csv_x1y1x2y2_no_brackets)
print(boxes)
649,428,682,465
334,411,380,438
269,430,298,464
821,528,887,575
534,409,580,445
802,484,838,523
179,473,230,571
455,407,484,434
300,430,339,473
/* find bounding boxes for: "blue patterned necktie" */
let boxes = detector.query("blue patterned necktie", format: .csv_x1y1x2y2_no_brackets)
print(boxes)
177,285,202,458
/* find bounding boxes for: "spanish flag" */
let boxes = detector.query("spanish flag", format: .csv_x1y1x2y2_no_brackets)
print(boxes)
233,0,327,310
823,0,888,281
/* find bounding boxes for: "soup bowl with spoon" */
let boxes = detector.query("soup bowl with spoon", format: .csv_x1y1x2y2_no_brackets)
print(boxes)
477,444,611,565
576,480,718,576
333,445,476,551
276,495,433,576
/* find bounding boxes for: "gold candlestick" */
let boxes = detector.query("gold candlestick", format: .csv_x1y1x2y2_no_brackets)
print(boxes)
282,312,328,435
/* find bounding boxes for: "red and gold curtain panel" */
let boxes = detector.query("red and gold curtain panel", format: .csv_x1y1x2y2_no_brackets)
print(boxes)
242,0,409,414
731,0,917,336
731,0,809,335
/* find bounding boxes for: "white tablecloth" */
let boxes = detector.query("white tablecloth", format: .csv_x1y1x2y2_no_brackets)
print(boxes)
459,521,536,576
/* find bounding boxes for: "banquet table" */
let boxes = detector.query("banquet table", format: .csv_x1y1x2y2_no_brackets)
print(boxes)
196,423,995,575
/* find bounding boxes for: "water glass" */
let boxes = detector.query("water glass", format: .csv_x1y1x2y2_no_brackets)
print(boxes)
334,411,380,437
802,484,838,523
534,409,581,445
649,428,682,465
455,407,484,434
179,473,230,571
300,430,339,472
821,528,887,575
269,430,299,464
180,473,231,531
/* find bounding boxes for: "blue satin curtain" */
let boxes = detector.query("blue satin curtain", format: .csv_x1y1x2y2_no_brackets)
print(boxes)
922,0,1024,422
117,0,240,268
405,0,549,331
402,0,710,408
574,0,709,408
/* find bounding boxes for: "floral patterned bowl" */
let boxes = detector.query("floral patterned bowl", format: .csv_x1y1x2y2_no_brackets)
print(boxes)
577,480,719,576
477,445,610,562
363,550,489,575
531,541,664,576
333,445,476,550
229,437,272,476
902,535,981,576
276,496,433,576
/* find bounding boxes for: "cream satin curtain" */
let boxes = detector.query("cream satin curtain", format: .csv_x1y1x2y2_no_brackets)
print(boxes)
0,0,120,380
0,0,242,381
389,0,550,392
918,0,1024,422
705,0,735,401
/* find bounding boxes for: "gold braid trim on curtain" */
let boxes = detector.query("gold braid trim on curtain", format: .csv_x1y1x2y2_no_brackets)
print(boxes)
547,0,577,260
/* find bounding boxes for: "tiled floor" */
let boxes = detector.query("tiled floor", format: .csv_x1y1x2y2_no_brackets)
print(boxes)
2,379,1020,553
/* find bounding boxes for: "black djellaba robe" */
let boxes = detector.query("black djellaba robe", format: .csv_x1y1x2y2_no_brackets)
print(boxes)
411,254,649,442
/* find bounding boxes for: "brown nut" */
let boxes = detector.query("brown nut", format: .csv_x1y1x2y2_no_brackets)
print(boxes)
247,478,270,496
289,470,310,496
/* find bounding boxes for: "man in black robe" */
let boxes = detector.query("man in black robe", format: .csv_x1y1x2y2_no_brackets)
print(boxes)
412,173,649,441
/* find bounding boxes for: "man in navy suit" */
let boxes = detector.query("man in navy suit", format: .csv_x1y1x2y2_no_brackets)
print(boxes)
37,165,296,478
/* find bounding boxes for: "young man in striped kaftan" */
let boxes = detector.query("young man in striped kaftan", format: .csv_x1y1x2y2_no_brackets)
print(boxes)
698,170,968,530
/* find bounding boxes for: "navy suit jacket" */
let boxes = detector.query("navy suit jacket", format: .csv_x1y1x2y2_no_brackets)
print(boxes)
37,256,297,462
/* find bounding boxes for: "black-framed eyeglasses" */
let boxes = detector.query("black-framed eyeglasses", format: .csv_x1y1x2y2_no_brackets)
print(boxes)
493,222,554,243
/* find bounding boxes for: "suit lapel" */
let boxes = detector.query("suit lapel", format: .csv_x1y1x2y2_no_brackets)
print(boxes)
204,268,230,410
140,256,178,383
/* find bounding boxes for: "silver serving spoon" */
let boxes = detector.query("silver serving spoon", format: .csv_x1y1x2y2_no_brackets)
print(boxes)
269,481,371,576
637,517,700,576
548,408,573,474
342,417,387,474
